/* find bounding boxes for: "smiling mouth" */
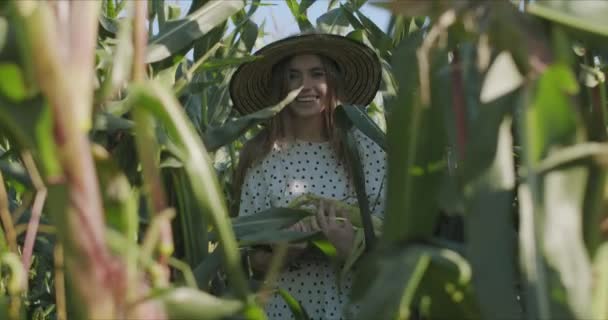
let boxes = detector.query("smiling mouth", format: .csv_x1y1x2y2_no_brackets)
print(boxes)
295,96,318,103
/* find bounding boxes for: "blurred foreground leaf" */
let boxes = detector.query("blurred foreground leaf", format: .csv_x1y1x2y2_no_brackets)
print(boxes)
159,287,243,319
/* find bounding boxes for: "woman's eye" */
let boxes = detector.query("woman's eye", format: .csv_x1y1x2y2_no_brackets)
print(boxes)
312,72,325,78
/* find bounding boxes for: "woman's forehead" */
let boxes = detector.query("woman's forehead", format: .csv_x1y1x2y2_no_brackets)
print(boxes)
287,54,324,69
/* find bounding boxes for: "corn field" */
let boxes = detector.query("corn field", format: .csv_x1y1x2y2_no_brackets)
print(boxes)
0,0,607,319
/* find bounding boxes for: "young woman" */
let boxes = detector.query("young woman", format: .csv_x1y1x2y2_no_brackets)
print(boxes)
230,33,386,319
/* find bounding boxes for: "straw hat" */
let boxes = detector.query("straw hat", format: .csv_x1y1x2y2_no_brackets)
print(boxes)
229,32,382,115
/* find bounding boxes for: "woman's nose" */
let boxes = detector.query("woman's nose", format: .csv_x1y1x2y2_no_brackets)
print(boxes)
301,74,314,89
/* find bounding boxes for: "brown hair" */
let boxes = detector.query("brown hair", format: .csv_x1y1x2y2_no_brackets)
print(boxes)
232,53,353,216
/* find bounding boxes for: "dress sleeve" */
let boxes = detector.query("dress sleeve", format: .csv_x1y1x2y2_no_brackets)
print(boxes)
353,129,387,217
238,161,272,217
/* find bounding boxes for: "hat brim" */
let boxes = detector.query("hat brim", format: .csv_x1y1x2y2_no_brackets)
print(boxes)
229,33,381,115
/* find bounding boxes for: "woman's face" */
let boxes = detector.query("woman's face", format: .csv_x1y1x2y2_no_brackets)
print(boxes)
286,54,329,118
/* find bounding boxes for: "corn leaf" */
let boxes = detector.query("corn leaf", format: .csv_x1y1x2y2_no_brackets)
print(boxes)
203,88,301,152
526,1,608,37
341,104,386,151
383,31,446,244
278,288,311,320
130,81,251,301
146,0,244,63
465,117,521,319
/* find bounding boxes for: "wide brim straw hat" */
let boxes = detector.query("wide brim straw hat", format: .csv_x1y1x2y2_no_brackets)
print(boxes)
229,32,382,115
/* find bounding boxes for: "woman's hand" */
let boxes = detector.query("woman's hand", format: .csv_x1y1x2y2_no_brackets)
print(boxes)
315,200,355,260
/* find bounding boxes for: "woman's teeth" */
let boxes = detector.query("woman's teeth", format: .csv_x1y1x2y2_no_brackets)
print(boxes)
296,96,316,102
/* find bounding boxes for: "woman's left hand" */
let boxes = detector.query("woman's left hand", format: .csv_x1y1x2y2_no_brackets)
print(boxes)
315,200,355,260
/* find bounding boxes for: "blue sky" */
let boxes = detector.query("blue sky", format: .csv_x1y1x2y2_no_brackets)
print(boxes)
171,0,392,48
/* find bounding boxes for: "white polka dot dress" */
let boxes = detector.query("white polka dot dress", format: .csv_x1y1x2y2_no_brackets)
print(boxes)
239,129,387,320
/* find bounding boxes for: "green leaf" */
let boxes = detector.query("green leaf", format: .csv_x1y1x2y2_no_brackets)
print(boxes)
159,287,243,319
0,17,7,54
526,1,608,37
383,32,446,244
327,0,340,10
154,59,182,87
334,107,377,249
0,96,44,148
167,4,181,20
543,166,592,319
316,8,351,35
285,0,299,19
414,246,480,320
0,160,31,188
527,64,579,163
354,7,393,54
0,95,61,177
193,248,222,290
239,229,318,246
285,0,313,32
592,243,608,319
337,4,363,30
237,20,259,54
167,168,210,267
341,105,386,151
95,146,139,242
146,0,245,63
278,288,311,320
465,117,521,319
352,244,476,320
98,14,119,35
203,88,301,152
93,112,134,132
130,81,251,301
187,0,210,15
461,92,515,184
0,63,27,101
200,55,259,71
96,17,134,101
217,207,311,241
193,21,227,61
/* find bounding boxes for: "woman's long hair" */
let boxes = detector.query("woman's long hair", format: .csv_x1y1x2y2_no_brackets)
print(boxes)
232,54,354,216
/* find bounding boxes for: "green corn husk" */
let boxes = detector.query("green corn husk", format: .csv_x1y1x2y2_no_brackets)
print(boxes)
287,193,383,236
287,193,384,286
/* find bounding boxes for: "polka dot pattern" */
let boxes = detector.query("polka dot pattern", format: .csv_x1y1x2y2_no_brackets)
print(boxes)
239,128,387,319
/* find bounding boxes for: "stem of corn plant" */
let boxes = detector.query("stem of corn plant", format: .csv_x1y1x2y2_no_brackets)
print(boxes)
12,1,125,318
450,50,468,162
54,243,66,320
0,171,17,253
515,88,550,320
417,9,456,107
132,0,173,283
21,151,47,286
257,243,288,306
